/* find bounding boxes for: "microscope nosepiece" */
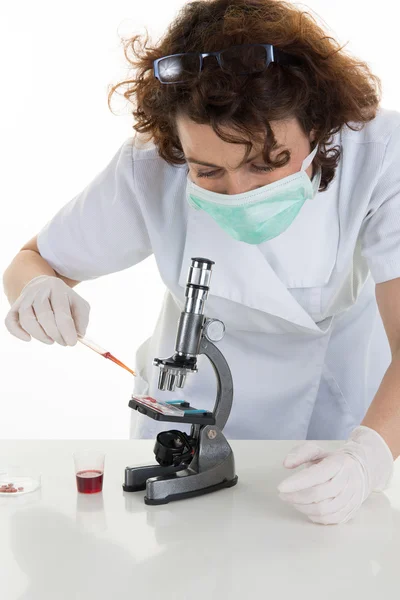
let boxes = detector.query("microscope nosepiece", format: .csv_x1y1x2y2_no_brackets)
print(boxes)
157,366,187,391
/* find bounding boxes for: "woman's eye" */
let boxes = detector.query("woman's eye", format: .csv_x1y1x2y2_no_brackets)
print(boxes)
252,165,273,173
196,165,273,178
197,170,220,178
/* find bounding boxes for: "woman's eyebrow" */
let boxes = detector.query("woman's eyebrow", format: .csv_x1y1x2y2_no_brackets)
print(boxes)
185,146,286,169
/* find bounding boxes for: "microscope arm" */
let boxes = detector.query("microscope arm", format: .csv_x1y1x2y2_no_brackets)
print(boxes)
197,335,233,432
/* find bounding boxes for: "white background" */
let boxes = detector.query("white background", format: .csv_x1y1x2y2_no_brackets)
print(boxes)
1,1,399,439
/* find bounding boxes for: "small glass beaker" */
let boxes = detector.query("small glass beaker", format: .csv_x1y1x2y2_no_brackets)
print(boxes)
73,450,105,494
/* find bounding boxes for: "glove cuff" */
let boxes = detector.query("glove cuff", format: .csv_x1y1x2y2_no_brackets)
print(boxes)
348,425,394,492
20,274,54,295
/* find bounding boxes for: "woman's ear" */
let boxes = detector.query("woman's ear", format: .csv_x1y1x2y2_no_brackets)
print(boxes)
310,128,317,143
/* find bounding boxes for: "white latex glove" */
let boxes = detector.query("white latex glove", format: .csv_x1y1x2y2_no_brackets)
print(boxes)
4,275,90,346
277,425,394,525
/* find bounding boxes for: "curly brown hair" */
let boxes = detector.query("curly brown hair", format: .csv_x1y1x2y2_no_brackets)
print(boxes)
108,0,382,192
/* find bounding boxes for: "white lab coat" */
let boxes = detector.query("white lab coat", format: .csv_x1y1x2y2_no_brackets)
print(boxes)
37,107,400,440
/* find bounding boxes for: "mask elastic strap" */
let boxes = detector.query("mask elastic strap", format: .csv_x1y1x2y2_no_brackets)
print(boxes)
301,143,319,171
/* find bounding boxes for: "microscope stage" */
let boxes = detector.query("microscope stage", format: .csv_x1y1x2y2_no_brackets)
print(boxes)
129,395,215,425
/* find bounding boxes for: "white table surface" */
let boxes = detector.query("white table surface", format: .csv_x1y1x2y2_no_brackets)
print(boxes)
1,439,400,599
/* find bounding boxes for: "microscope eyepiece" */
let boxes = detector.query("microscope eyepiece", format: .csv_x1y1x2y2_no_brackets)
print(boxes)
185,258,214,315
191,257,215,266
188,258,213,289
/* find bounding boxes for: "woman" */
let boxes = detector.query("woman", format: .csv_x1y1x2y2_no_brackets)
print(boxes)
3,0,399,525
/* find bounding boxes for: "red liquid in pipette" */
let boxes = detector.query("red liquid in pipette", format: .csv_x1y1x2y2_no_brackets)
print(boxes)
101,352,135,375
76,470,103,494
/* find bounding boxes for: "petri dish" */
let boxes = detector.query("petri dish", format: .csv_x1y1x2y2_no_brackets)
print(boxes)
0,469,41,496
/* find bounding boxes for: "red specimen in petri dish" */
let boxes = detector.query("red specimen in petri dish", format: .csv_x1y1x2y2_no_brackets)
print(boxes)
0,483,24,493
76,470,104,494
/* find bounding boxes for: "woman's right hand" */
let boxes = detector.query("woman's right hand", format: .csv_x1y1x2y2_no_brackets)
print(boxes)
4,275,91,346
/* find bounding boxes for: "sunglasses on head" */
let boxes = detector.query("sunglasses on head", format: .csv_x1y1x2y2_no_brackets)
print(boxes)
153,43,302,84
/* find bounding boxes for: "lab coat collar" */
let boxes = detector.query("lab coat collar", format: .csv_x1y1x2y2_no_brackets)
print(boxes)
179,206,327,333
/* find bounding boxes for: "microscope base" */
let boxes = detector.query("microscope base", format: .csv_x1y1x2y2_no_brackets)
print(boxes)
123,462,189,493
123,425,238,504
144,475,238,505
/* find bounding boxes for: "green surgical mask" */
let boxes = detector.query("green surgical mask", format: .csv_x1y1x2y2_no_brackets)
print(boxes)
186,144,321,244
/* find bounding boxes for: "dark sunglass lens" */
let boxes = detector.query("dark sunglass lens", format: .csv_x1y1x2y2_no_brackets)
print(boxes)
220,45,267,74
158,54,201,82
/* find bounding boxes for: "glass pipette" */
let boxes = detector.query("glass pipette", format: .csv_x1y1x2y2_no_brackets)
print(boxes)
77,335,136,376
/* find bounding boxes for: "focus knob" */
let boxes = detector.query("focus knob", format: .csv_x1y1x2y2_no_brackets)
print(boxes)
203,319,225,342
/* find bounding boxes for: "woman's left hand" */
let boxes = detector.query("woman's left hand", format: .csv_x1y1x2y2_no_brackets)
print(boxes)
277,425,394,525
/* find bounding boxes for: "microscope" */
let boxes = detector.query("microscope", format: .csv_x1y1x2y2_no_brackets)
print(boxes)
123,257,238,505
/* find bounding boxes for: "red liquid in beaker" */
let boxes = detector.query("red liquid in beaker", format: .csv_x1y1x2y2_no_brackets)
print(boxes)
76,470,103,494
